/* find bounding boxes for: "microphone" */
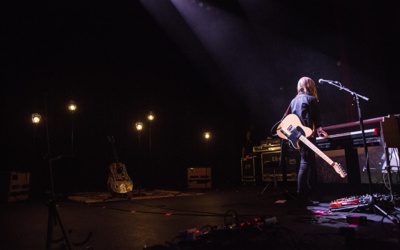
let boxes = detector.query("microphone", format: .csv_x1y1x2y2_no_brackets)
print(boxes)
318,79,337,84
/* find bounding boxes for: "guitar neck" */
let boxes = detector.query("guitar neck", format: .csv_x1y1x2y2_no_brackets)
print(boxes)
299,136,334,166
110,143,119,162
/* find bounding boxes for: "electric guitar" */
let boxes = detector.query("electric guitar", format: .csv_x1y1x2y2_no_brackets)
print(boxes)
107,136,134,194
276,114,347,178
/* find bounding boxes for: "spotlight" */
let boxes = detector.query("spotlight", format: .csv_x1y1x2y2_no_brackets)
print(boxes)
135,122,144,131
67,100,77,113
147,111,155,153
67,100,77,155
147,111,155,121
203,131,211,140
32,113,42,124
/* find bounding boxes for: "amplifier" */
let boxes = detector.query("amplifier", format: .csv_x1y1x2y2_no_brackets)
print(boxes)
261,151,298,182
187,167,212,189
241,157,256,184
262,172,297,182
357,146,400,184
316,146,400,184
316,149,349,184
253,144,280,153
0,171,30,202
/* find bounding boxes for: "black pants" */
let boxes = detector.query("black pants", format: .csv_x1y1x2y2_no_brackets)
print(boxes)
297,142,317,199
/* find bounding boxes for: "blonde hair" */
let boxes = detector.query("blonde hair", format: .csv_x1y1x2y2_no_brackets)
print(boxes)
297,76,318,101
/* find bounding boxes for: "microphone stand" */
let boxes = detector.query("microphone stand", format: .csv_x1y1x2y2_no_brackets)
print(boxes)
43,95,92,249
323,80,398,224
43,98,72,250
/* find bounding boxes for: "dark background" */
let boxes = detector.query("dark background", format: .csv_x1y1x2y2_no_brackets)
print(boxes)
1,0,399,194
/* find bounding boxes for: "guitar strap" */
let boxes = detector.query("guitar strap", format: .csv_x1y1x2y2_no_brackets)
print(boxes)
282,103,292,119
270,103,292,136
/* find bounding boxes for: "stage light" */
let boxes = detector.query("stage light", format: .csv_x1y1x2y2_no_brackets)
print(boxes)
147,111,155,153
203,131,211,140
135,122,144,131
32,113,42,124
67,100,77,113
135,122,144,145
67,100,77,155
147,111,155,121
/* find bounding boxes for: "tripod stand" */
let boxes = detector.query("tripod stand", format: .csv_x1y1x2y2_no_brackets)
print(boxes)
46,156,72,250
43,100,72,250
320,79,399,224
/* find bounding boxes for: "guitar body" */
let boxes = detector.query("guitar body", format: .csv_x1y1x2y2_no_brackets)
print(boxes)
107,136,134,195
277,114,313,148
277,114,347,178
107,162,133,194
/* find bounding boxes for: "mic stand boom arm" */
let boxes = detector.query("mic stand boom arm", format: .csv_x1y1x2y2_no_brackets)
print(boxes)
322,80,369,101
323,80,372,193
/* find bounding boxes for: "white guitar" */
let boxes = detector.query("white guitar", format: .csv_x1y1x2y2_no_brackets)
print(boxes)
277,114,347,178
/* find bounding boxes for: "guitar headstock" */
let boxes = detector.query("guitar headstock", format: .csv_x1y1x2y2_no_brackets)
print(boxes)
332,162,347,178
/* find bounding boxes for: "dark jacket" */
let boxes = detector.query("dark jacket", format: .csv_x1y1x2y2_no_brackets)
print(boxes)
290,94,321,131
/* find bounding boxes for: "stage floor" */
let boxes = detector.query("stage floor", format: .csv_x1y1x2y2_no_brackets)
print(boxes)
0,186,399,250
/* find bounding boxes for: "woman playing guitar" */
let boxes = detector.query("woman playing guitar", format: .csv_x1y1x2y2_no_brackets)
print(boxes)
283,77,328,205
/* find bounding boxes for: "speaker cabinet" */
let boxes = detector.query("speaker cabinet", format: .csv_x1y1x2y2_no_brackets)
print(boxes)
261,151,298,182
0,171,30,202
316,146,400,185
187,167,212,189
357,146,400,184
316,149,349,184
241,157,256,184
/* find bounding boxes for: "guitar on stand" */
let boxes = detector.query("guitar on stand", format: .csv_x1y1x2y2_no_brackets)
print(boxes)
277,114,347,178
107,136,134,196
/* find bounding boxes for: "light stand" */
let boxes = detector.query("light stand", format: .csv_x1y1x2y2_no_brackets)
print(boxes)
147,112,155,153
321,79,398,223
135,122,143,146
203,131,212,188
135,122,144,191
67,101,77,193
67,100,77,156
203,131,211,166
147,112,155,187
